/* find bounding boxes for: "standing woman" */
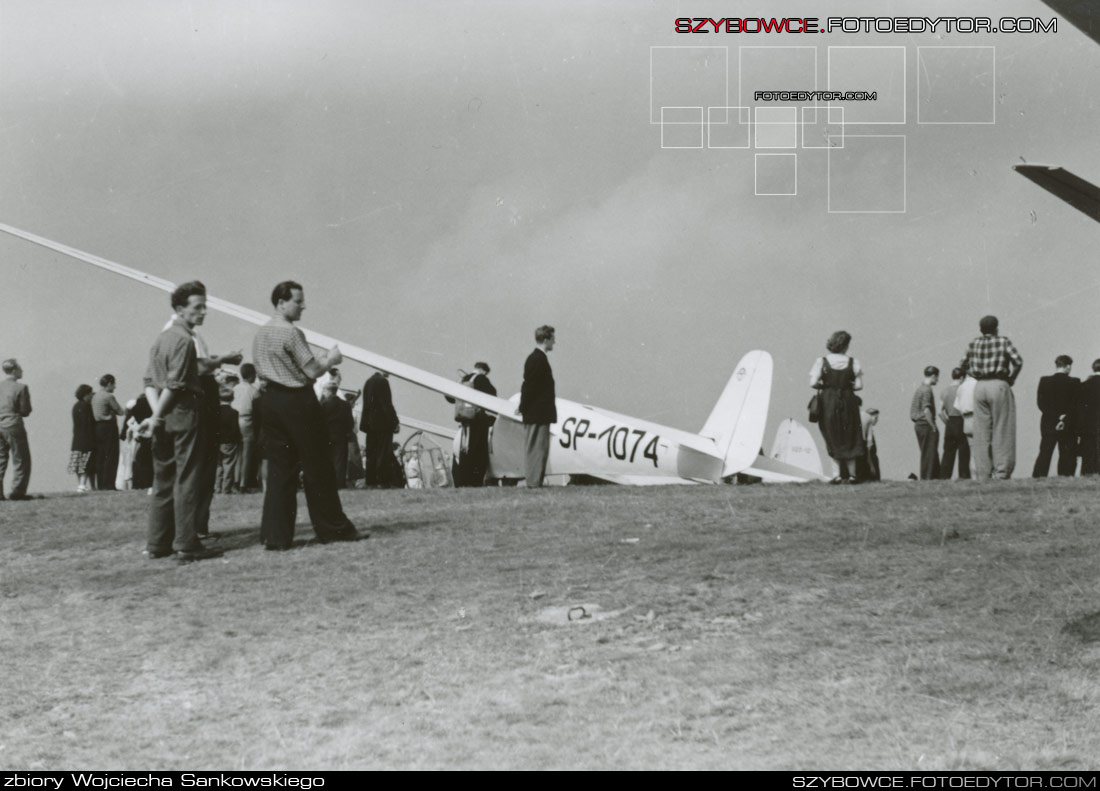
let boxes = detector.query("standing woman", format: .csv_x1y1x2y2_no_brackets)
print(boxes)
92,373,125,490
810,330,866,483
70,384,96,492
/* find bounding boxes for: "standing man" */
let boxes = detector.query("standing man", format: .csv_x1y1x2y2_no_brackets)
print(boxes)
958,315,1023,480
518,325,557,488
232,362,262,491
92,374,125,490
911,366,941,480
1077,359,1100,476
252,281,360,550
0,359,33,500
1032,355,1081,478
939,367,971,480
139,282,222,563
360,370,399,488
320,380,354,489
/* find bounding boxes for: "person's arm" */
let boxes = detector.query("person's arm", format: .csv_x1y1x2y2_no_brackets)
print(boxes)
1007,341,1023,386
18,385,31,417
808,357,823,389
138,336,191,436
925,392,936,428
109,394,125,416
301,347,342,380
851,358,863,392
197,350,244,376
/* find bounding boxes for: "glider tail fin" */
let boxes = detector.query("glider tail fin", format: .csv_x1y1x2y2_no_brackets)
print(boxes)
698,350,773,477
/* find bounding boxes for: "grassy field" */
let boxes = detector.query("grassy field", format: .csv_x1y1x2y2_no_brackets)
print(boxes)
2,479,1100,770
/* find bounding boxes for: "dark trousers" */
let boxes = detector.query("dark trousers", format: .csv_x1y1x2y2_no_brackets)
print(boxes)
1080,432,1100,475
364,431,391,487
466,423,490,487
855,440,880,482
524,423,550,487
329,434,348,490
914,422,940,480
132,438,154,489
1033,431,1077,477
195,411,218,534
94,420,120,490
940,416,971,479
216,442,240,493
147,421,204,554
260,386,354,548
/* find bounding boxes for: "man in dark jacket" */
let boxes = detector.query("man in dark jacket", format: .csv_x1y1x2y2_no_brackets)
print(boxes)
320,381,355,489
518,326,556,488
1078,359,1100,475
1032,355,1080,477
360,371,399,487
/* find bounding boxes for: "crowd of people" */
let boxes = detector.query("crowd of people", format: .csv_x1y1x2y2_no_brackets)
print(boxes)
809,315,1100,483
0,279,562,564
11,299,1095,554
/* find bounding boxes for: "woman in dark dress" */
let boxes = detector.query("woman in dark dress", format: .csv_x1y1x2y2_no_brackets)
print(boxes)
70,384,96,492
121,394,154,490
809,330,866,483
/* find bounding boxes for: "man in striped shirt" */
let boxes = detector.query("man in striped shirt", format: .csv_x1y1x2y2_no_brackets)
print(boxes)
958,315,1023,479
252,280,361,550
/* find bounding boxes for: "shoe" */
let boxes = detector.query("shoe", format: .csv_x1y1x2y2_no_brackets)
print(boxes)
176,547,224,564
8,493,41,501
316,527,366,544
264,543,293,552
145,548,175,559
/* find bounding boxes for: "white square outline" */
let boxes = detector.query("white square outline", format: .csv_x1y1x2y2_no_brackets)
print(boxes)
650,46,729,125
754,106,798,149
827,46,906,125
916,46,997,125
755,153,798,196
826,134,907,214
737,46,818,108
660,107,704,149
706,106,751,149
801,105,845,149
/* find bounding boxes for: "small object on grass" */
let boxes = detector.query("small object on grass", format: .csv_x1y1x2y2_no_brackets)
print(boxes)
568,606,590,621
529,590,547,600
620,537,639,544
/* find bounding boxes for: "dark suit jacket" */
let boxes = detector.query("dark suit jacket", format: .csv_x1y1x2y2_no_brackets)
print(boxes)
1037,372,1080,434
360,373,398,433
1078,375,1100,434
519,348,556,425
321,395,355,442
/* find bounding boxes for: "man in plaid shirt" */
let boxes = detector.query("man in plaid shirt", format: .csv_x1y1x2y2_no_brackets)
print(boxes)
958,315,1023,479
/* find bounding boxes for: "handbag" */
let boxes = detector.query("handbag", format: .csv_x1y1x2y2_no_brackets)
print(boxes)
808,393,822,423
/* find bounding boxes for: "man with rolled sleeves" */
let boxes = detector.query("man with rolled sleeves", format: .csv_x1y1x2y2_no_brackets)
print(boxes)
958,315,1023,479
139,282,222,563
518,325,557,488
252,280,361,550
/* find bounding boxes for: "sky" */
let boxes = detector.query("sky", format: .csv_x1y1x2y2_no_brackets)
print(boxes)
3,0,1099,493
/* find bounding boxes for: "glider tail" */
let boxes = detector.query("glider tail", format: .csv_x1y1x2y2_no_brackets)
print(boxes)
698,350,773,477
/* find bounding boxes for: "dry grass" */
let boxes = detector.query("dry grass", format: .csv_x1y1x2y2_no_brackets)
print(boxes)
2,479,1100,769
